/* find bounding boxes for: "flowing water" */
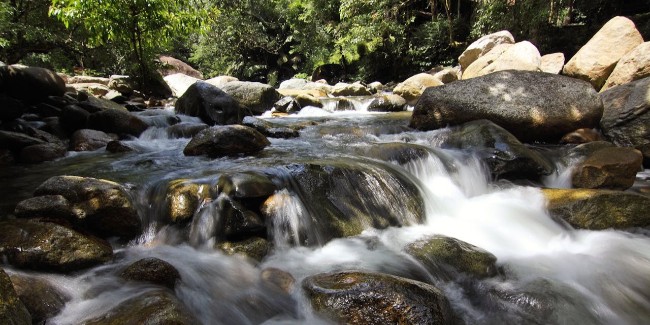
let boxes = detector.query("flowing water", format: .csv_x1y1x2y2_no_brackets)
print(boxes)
1,101,650,324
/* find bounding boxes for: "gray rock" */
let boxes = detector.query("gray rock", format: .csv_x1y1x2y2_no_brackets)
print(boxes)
120,257,181,289
217,237,271,262
600,77,650,147
0,269,31,325
183,125,270,157
175,81,242,125
9,273,68,324
159,55,203,79
219,81,281,115
88,108,149,137
0,65,66,103
70,129,118,151
367,94,407,112
0,94,25,121
60,104,90,133
14,194,75,219
167,122,209,138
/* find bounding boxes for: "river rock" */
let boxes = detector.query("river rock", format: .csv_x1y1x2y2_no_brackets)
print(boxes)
87,108,149,137
163,73,200,97
563,16,643,90
601,42,650,91
218,81,280,115
411,70,604,143
571,146,642,190
175,81,243,125
0,219,112,272
295,93,322,108
60,104,90,133
167,122,209,138
273,96,300,114
0,269,31,325
82,289,198,325
120,257,181,289
639,143,650,168
107,75,134,95
0,94,25,121
458,30,515,70
68,83,110,97
404,235,498,280
164,179,209,223
463,41,541,79
18,143,67,164
261,267,295,294
559,128,602,144
331,82,371,96
0,65,66,103
242,116,299,138
217,237,271,262
218,196,266,238
542,188,650,230
183,125,270,157
14,194,74,219
204,75,238,88
106,140,133,153
358,142,432,165
70,129,118,151
159,55,203,79
0,130,46,151
438,120,554,179
279,78,308,90
540,53,565,74
9,273,68,324
303,270,457,324
393,73,443,105
216,172,276,199
600,77,650,147
33,175,142,239
461,43,512,80
67,76,109,85
367,94,407,112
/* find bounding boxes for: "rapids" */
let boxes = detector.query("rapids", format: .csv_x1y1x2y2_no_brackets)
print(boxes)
1,104,649,324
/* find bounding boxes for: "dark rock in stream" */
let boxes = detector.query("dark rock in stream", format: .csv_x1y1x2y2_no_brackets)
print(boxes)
217,196,266,239
106,140,134,153
70,129,118,151
367,94,407,112
9,273,69,324
87,108,149,137
183,125,270,157
242,116,300,138
216,172,277,199
14,194,75,219
218,81,281,115
120,257,181,289
0,65,66,103
60,104,90,133
357,142,434,165
18,143,67,163
571,146,643,190
164,179,210,223
167,122,209,138
600,76,650,147
410,70,603,143
175,81,243,125
0,269,31,325
217,237,271,262
303,270,458,324
0,94,25,121
0,219,112,272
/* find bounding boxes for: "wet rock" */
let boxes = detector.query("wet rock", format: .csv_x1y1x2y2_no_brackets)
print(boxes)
572,147,642,190
60,104,90,133
175,81,242,125
217,237,271,262
357,142,432,165
295,93,322,109
87,108,149,137
183,125,270,157
120,257,181,289
463,41,541,79
331,82,371,96
0,94,25,121
9,273,68,324
411,71,604,143
600,77,650,147
458,30,515,70
0,131,46,151
219,81,280,115
106,140,134,153
242,116,299,138
67,76,109,85
404,235,498,280
559,128,602,144
367,94,407,112
18,143,67,164
218,196,266,238
14,194,75,219
163,73,200,97
542,188,650,230
79,95,126,112
393,73,443,105
331,98,355,111
0,269,31,325
159,55,203,79
261,267,295,294
439,120,554,180
216,172,276,199
0,65,66,103
0,219,112,272
107,75,134,95
83,289,198,325
33,175,141,239
303,270,457,324
165,179,209,223
70,129,118,151
638,143,650,169
273,96,300,114
540,53,565,74
563,16,643,90
167,122,209,138
601,42,650,91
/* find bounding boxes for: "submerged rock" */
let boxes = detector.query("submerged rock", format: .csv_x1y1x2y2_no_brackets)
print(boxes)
120,257,181,289
183,125,270,157
0,269,31,325
303,270,457,324
217,237,271,262
9,273,68,324
571,146,642,190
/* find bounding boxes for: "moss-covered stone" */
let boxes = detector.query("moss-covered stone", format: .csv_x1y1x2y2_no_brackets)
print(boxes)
217,237,271,262
165,179,209,223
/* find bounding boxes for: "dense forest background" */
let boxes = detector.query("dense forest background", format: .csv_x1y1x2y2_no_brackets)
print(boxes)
2,0,649,85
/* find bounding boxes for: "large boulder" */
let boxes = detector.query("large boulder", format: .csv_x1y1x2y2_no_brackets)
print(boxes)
0,65,66,103
462,43,512,80
458,30,515,71
183,125,270,157
218,81,281,115
571,146,642,190
599,77,650,147
120,257,181,289
107,75,134,95
175,81,243,125
0,269,31,325
87,108,149,137
393,73,443,105
0,219,112,272
163,73,200,97
462,41,541,79
542,188,650,230
410,70,604,143
601,42,650,92
539,53,565,74
303,271,457,324
217,237,271,262
563,16,644,90
159,55,203,79
9,273,68,324
31,175,142,239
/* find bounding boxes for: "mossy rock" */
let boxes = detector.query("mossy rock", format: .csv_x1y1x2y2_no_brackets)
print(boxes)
217,237,271,262
10,273,68,324
0,269,31,325
120,257,181,289
165,179,210,223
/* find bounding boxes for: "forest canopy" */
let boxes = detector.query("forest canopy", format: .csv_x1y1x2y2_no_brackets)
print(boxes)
1,0,648,84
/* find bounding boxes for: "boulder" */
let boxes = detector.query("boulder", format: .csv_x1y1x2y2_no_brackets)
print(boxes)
540,53,565,74
260,267,295,294
0,65,66,103
183,125,270,157
204,75,238,88
463,41,541,79
217,237,271,262
404,235,498,280
331,82,372,96
80,95,127,112
107,75,134,95
9,273,68,324
167,122,209,138
159,55,203,79
0,219,112,272
218,81,281,115
70,129,118,151
87,108,149,137
303,271,457,324
458,30,515,70
163,73,200,97
367,81,385,93
601,42,650,91
357,143,432,165
278,88,327,100
120,257,181,289
563,16,643,90
216,172,276,199
600,77,650,147
0,130,46,151
295,93,322,108
0,269,31,325
33,175,142,239
393,73,443,105
242,116,300,138
278,78,309,90
559,128,602,144
82,289,198,325
18,143,67,164
432,67,461,84
164,179,210,223
273,96,301,114
367,94,407,112
410,70,604,143
14,194,75,219
639,143,650,168
175,81,242,125
60,104,90,133
438,120,554,179
571,147,642,190
542,188,650,230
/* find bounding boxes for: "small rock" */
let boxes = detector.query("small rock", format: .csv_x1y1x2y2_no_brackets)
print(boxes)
217,237,271,262
120,257,181,289
393,73,443,105
571,147,643,190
